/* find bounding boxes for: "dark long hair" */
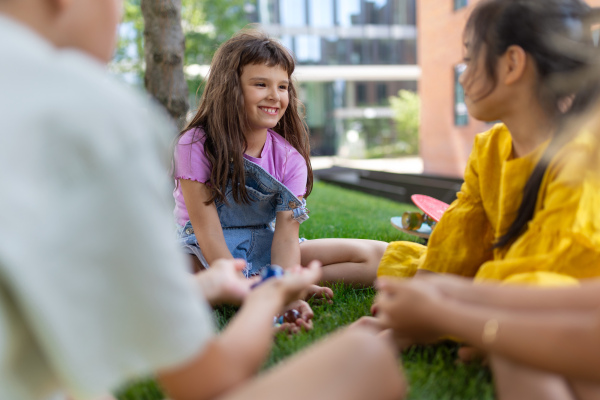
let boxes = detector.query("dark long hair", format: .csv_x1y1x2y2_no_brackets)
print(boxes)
463,0,600,248
178,28,313,205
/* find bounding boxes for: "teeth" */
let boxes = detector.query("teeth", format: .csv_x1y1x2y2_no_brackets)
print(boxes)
260,107,277,114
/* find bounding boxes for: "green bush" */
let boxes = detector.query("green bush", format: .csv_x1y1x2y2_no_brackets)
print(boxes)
389,90,420,155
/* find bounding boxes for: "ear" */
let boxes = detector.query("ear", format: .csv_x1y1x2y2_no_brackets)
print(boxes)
502,45,528,85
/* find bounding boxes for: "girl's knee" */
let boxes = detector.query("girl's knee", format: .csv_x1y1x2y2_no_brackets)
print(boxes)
362,240,388,265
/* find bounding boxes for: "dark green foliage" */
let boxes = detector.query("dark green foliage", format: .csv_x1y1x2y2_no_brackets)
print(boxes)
117,182,493,400
115,0,250,97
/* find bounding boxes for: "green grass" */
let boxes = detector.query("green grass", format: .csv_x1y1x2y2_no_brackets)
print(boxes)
117,181,493,400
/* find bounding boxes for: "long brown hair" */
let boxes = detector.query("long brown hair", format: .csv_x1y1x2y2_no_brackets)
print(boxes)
178,28,313,205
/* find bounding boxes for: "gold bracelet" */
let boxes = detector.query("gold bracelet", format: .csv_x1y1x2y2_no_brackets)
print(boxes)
482,319,499,345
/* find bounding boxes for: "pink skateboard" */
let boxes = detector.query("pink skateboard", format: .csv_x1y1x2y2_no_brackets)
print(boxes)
391,195,450,239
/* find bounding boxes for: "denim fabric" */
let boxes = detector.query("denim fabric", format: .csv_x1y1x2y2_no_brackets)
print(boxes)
177,158,309,277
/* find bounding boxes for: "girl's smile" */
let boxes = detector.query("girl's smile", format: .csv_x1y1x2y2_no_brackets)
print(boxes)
240,63,290,135
259,107,280,115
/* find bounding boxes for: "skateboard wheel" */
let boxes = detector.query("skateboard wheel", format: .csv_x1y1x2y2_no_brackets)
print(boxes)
401,212,424,230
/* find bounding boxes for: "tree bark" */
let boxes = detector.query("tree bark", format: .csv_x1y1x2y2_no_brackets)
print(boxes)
141,0,189,128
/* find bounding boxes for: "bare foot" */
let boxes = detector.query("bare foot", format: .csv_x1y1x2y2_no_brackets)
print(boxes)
304,284,334,303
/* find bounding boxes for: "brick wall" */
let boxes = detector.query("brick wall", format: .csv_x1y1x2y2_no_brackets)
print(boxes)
418,0,600,177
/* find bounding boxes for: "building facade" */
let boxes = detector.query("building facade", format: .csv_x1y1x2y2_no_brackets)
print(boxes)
246,0,419,156
418,0,600,177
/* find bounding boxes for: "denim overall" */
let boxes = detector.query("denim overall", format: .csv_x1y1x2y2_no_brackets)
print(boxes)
176,158,309,277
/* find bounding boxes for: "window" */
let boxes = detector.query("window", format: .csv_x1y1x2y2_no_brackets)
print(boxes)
377,83,388,105
454,64,468,126
454,0,467,10
365,0,391,25
392,0,412,25
280,0,306,27
309,0,334,27
258,0,279,24
356,83,368,106
295,35,322,63
336,0,361,26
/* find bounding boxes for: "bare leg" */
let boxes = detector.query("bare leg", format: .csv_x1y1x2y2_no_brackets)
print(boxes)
491,356,575,400
300,239,388,287
219,327,406,400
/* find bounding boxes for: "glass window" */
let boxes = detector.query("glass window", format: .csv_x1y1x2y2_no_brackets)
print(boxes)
280,0,306,27
356,83,368,106
392,0,412,25
454,64,468,126
454,0,468,11
309,0,334,27
258,0,279,24
377,83,388,105
336,0,361,26
365,0,391,25
295,35,322,63
280,35,294,53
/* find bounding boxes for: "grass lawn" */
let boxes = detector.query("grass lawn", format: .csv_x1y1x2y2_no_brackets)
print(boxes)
117,181,494,400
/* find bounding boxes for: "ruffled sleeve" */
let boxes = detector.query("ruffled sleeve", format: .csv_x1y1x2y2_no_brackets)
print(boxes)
476,135,600,283
173,128,211,184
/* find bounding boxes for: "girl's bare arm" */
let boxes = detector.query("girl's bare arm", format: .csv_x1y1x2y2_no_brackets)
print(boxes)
422,274,600,311
437,301,600,381
180,179,233,264
271,209,301,269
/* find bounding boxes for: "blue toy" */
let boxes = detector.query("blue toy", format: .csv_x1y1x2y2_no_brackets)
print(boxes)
251,264,284,288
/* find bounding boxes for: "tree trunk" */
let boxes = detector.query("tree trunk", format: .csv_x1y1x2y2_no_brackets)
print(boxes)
141,0,189,128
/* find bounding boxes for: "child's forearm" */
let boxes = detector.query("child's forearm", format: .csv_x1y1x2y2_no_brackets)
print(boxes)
271,211,301,269
439,277,600,311
158,287,286,400
195,231,233,265
433,300,600,381
271,237,300,269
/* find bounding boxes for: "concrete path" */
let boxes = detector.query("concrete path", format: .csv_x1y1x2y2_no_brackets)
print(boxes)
311,156,424,174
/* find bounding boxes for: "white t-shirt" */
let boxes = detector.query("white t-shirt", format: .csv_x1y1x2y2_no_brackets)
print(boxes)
0,16,214,400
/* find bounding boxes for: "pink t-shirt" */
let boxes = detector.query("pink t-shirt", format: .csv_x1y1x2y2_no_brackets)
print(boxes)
173,128,308,226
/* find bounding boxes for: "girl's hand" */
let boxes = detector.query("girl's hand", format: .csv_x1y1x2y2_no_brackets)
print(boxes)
374,278,445,343
195,259,259,306
251,260,323,307
276,300,315,334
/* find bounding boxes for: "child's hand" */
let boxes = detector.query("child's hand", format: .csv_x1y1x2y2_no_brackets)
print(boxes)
194,258,259,306
275,300,314,334
253,260,322,307
373,278,444,343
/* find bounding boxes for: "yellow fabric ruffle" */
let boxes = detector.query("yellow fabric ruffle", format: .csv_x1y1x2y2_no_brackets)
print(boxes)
377,241,426,278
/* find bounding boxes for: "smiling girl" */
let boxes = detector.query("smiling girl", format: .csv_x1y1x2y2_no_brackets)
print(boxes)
173,29,387,302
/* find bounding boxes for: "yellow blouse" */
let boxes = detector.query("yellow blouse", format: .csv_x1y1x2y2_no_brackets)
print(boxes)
378,124,600,285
